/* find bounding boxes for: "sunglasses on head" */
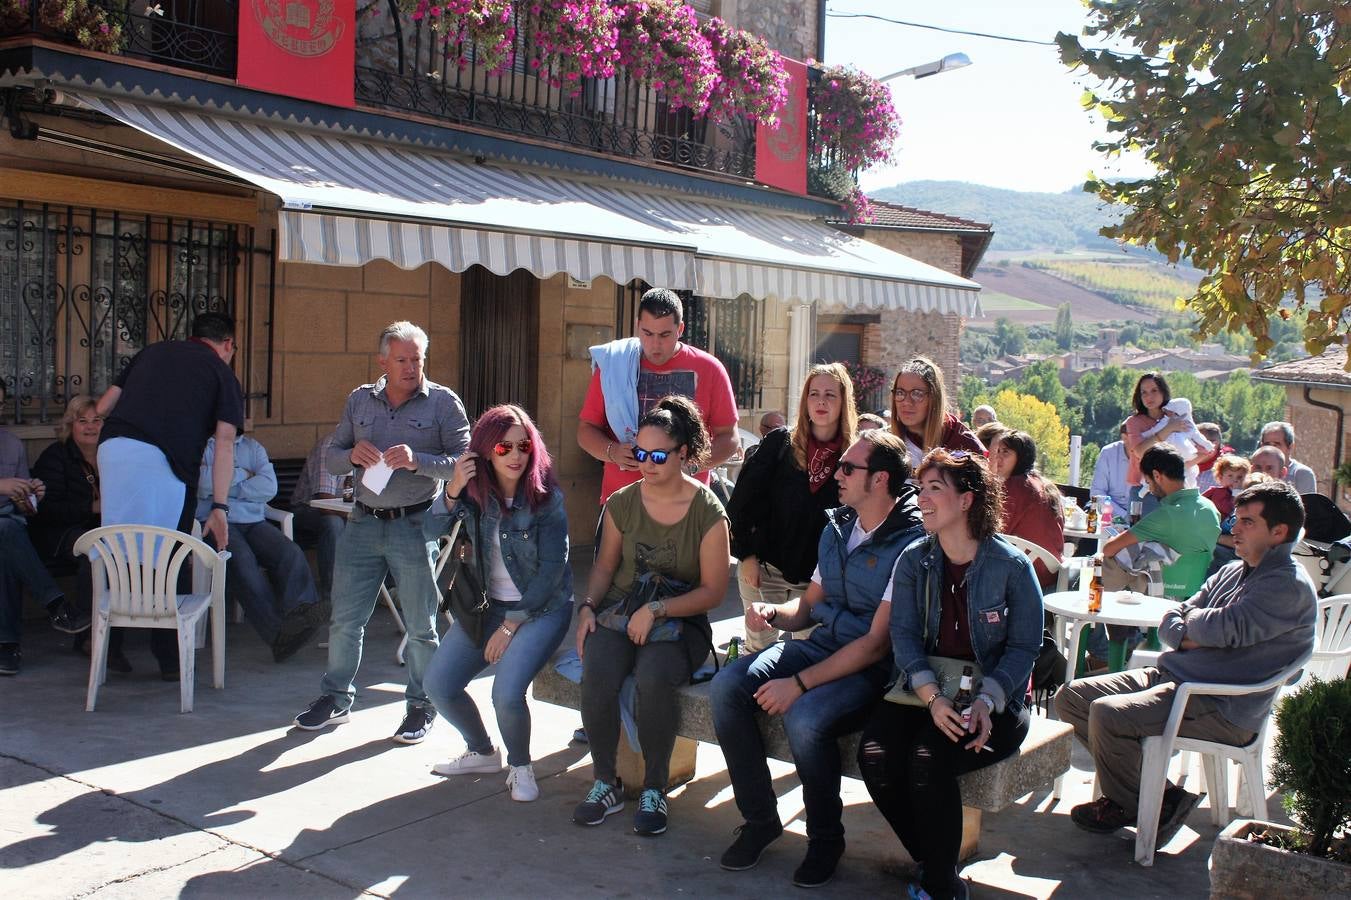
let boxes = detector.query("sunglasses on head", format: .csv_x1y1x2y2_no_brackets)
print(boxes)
634,446,677,465
493,440,532,456
836,461,876,477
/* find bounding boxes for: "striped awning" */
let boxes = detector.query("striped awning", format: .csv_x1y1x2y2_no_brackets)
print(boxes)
74,94,980,314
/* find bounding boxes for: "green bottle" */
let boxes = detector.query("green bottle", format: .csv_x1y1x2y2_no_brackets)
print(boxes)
726,637,741,662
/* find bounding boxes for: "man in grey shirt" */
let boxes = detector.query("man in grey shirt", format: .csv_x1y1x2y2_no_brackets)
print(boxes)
294,321,470,743
1057,480,1315,846
1259,421,1316,495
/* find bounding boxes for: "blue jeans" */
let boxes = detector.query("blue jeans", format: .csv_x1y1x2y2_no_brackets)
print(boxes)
710,637,888,842
293,505,345,601
321,507,441,711
208,521,319,645
0,516,64,644
424,602,571,766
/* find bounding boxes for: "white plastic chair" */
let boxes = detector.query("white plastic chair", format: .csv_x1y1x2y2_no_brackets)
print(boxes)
1306,594,1351,682
75,525,230,713
1132,649,1313,866
1001,533,1068,591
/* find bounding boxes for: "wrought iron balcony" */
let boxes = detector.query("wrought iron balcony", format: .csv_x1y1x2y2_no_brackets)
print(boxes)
354,3,757,181
0,0,238,78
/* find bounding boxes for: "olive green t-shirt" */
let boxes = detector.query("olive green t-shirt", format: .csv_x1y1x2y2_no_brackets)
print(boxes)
603,481,727,606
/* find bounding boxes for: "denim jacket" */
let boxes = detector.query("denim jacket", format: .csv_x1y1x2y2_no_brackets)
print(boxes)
889,533,1044,714
812,489,925,653
442,487,573,624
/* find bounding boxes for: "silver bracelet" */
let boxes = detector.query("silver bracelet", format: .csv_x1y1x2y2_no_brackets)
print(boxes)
500,624,514,637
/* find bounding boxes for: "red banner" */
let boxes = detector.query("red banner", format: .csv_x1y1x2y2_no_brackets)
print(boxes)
755,58,808,195
237,0,356,108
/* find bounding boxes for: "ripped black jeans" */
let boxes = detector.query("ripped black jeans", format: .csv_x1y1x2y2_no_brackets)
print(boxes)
858,701,1029,899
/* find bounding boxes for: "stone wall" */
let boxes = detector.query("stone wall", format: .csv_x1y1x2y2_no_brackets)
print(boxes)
852,228,968,401
719,0,820,61
1280,384,1349,509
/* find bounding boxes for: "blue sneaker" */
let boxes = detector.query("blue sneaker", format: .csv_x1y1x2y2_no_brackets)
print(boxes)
573,779,624,825
633,788,668,836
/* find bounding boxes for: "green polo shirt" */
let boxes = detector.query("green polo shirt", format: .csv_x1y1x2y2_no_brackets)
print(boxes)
1129,488,1221,598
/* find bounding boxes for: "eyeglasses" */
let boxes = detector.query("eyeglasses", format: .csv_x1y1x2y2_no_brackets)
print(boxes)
492,440,532,456
634,446,678,465
892,388,930,404
836,461,877,477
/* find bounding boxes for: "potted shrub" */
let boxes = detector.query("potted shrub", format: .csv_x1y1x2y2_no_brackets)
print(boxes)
1333,460,1351,505
1209,677,1351,898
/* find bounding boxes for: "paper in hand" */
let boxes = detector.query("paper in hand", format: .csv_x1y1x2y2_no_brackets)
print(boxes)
361,458,395,496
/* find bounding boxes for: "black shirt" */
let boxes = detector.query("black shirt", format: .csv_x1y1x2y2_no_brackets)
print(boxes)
100,339,245,485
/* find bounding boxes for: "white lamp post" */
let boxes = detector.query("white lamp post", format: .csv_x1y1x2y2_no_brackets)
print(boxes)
879,52,972,83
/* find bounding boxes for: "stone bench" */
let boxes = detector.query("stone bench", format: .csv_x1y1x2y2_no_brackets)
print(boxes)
532,661,1073,859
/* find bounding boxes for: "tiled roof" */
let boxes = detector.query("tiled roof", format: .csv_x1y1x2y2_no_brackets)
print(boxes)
844,200,992,233
1253,346,1351,388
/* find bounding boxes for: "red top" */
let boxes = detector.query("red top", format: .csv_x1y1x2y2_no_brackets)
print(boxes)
1001,474,1065,589
804,433,843,493
936,558,976,660
1124,412,1164,486
1203,485,1236,519
580,343,739,502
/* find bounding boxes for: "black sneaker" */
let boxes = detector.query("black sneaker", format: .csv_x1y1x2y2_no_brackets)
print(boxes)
0,643,20,676
720,820,784,870
49,602,91,635
573,779,624,825
271,624,318,663
1156,786,1202,847
294,694,351,730
633,788,668,836
1070,795,1136,834
392,705,435,744
792,839,845,888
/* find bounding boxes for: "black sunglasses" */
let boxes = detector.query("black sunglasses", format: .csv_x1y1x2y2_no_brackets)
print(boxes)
634,446,678,465
836,461,877,477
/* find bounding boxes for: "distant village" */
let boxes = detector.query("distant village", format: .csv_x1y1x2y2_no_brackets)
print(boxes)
963,329,1255,385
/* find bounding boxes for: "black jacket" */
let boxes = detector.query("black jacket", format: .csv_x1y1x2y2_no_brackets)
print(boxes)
726,427,842,584
30,438,100,561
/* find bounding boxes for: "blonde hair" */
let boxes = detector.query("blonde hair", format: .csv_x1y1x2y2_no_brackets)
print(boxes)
791,363,858,470
1243,471,1274,488
57,395,98,442
1214,454,1252,480
891,355,950,452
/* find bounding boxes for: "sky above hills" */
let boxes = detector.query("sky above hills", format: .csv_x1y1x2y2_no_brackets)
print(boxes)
823,0,1154,193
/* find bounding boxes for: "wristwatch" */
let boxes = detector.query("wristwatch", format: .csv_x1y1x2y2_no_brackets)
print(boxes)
646,599,667,618
210,502,229,513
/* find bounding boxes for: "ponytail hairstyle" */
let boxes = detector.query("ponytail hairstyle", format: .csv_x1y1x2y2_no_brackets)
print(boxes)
465,404,557,513
638,395,710,469
791,362,858,470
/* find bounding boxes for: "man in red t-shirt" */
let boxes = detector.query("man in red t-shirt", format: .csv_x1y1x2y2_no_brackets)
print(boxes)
578,289,740,504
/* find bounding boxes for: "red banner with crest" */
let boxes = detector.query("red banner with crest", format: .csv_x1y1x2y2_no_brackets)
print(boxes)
755,58,808,195
238,0,356,108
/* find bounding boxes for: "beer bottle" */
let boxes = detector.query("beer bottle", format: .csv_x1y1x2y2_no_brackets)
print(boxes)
954,666,976,726
726,637,741,662
1085,499,1099,533
1087,558,1104,614
1129,499,1143,526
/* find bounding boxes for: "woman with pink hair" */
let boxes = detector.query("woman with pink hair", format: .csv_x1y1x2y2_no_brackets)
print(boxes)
424,405,573,803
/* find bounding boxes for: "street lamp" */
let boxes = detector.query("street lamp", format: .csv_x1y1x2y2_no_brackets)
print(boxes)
878,52,972,83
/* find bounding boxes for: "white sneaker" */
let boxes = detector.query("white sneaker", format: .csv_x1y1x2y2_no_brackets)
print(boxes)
506,764,539,802
432,747,503,776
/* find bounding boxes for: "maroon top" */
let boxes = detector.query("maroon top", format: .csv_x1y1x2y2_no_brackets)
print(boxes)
935,558,976,660
804,433,843,494
1203,485,1236,519
1001,473,1065,589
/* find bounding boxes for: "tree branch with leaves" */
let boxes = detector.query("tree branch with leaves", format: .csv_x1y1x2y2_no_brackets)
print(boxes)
1057,0,1349,362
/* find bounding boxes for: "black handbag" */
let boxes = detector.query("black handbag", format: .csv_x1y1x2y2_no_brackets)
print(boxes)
440,527,491,646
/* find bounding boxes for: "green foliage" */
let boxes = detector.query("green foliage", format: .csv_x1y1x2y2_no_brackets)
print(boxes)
974,389,1071,482
1019,359,1082,434
958,375,987,421
1078,441,1101,489
1271,679,1351,857
1058,1,1351,360
1055,302,1074,350
993,318,1027,356
1027,260,1198,311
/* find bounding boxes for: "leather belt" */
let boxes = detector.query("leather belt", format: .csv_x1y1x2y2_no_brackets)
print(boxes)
355,498,433,520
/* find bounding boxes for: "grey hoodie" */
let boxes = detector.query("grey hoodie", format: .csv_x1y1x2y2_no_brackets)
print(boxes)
1157,540,1316,731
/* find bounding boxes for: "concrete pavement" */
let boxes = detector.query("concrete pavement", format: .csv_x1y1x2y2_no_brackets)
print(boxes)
0,575,1263,898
